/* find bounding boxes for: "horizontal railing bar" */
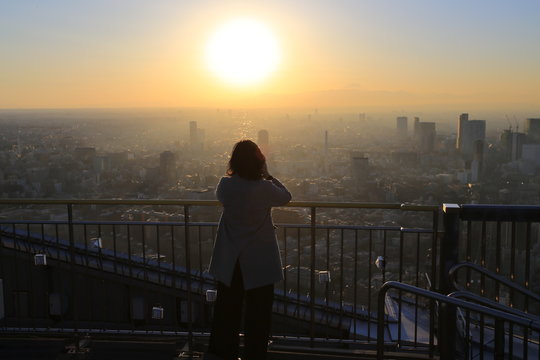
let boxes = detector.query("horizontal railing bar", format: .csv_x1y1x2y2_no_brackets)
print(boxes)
0,327,197,337
0,328,393,346
460,204,540,222
0,198,439,211
0,199,220,206
0,220,434,232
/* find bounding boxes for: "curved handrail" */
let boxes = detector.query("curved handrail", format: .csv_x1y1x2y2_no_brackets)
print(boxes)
376,281,540,360
448,262,540,304
448,290,540,323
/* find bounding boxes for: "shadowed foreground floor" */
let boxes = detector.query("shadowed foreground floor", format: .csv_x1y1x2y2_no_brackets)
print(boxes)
0,335,437,360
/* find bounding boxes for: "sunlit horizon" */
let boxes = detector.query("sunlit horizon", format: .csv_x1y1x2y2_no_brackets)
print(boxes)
0,1,539,111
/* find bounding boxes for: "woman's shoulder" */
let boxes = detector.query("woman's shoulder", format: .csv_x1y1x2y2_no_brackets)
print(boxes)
220,175,265,184
218,175,249,187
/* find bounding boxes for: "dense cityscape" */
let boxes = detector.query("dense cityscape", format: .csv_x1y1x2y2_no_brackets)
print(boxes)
2,108,540,295
1,109,539,207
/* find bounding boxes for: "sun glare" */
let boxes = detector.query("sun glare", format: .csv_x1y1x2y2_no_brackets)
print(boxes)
205,19,281,86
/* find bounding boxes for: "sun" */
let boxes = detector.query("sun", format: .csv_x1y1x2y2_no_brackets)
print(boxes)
205,19,281,86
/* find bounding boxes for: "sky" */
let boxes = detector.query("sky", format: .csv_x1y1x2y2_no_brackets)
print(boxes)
1,0,539,111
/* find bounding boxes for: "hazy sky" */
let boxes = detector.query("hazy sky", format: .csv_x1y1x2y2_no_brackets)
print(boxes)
1,1,539,110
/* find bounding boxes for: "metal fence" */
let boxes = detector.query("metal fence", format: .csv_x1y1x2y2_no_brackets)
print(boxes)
378,281,540,360
3,200,540,359
0,199,439,352
433,204,540,360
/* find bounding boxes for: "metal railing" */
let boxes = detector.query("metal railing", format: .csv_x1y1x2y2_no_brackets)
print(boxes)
452,204,540,312
448,262,540,360
449,262,540,306
3,199,540,359
377,281,540,360
0,198,439,353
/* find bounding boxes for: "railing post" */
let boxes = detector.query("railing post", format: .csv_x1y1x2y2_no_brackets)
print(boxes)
439,204,460,360
429,209,439,357
440,204,460,294
494,319,505,360
184,205,193,353
67,203,79,329
376,283,388,360
309,207,316,347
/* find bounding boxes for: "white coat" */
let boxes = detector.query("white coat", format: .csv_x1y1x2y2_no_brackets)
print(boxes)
208,175,292,289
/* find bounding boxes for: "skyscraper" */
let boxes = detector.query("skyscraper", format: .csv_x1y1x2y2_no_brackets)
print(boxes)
396,116,408,137
526,118,540,143
351,152,369,185
456,113,469,150
456,114,486,160
501,129,526,162
189,121,198,151
160,151,177,183
417,122,436,153
257,129,269,146
413,117,420,139
324,130,329,154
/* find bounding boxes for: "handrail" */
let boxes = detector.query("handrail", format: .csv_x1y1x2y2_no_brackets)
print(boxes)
448,290,540,323
376,281,540,360
459,204,540,222
0,219,436,233
449,262,540,304
0,198,439,211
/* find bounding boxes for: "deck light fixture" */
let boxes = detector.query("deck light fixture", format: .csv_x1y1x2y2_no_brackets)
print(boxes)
318,270,331,283
151,306,164,320
206,289,217,303
34,253,47,266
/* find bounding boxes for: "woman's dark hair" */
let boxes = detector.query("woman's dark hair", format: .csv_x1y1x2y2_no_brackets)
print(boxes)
227,140,265,180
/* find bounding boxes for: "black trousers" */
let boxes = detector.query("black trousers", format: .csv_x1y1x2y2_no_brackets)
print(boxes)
208,262,274,360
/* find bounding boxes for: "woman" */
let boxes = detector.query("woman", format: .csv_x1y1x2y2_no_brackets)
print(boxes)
206,140,292,360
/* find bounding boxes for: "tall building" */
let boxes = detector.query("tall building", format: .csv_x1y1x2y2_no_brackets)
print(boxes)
324,130,329,154
521,144,540,173
456,114,486,160
197,128,205,152
351,152,369,185
396,116,408,136
189,121,198,151
501,129,526,162
417,122,436,153
456,113,469,150
257,129,269,146
413,117,420,139
159,151,176,183
511,132,527,161
526,118,540,143
470,138,485,182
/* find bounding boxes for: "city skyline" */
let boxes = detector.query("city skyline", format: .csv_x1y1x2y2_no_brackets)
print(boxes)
1,1,539,110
